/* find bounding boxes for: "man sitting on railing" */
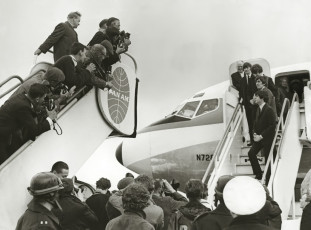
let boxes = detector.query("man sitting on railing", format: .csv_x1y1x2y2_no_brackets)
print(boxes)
248,90,276,180
0,83,57,164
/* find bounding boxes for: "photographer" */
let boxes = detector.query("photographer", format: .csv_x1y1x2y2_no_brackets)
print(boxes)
0,83,57,164
152,179,187,230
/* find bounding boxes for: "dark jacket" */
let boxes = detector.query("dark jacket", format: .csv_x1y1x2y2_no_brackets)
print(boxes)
106,211,155,230
231,72,243,91
253,104,276,144
256,198,282,229
16,199,61,230
179,200,210,221
152,192,187,230
54,194,99,230
0,94,50,141
224,215,276,230
86,192,111,230
88,31,106,46
239,74,257,108
301,202,311,230
192,202,233,230
39,21,78,62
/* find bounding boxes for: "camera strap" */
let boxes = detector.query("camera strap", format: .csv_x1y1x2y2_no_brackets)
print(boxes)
52,120,63,135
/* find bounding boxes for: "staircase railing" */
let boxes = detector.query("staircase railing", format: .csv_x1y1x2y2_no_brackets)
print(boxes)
202,102,243,186
0,75,23,99
261,94,298,187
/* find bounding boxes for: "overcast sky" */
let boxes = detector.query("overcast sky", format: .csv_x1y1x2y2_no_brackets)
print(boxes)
1,0,311,188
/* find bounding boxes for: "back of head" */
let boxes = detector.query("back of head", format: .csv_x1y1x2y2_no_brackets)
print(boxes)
70,42,87,55
28,172,63,197
100,40,114,56
28,83,48,99
67,11,81,19
135,175,154,194
251,64,263,75
45,67,65,83
96,177,111,190
117,177,134,190
89,44,106,62
185,179,204,199
99,19,108,29
122,183,150,212
215,175,235,199
223,176,266,215
59,178,74,195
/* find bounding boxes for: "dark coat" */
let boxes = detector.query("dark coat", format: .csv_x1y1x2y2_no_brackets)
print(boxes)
88,31,106,46
39,21,78,62
85,192,111,230
301,202,311,230
106,211,155,230
152,192,187,230
231,72,243,91
0,94,50,141
54,194,99,230
192,202,233,230
224,215,276,230
239,74,257,108
253,104,276,144
16,199,61,230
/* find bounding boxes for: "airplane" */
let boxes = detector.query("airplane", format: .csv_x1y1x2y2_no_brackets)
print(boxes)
115,58,311,228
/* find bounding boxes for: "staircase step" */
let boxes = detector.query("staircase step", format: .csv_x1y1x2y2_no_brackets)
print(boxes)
236,164,264,174
239,156,265,165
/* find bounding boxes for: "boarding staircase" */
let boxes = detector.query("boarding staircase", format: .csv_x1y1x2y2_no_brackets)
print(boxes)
0,54,139,230
202,84,311,229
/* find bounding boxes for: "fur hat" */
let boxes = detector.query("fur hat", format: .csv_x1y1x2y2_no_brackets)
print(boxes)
117,177,134,190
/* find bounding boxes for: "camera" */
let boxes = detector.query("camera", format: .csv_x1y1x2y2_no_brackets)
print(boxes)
118,30,131,48
44,97,55,111
50,83,68,95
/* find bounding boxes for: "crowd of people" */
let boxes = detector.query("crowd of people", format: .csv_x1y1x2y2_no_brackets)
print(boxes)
16,160,293,230
0,12,131,164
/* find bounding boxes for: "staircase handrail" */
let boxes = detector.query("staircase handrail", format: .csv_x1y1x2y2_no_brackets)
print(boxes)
261,94,298,186
0,75,23,99
202,102,242,184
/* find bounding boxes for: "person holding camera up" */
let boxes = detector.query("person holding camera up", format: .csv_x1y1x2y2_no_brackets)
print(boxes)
0,83,57,164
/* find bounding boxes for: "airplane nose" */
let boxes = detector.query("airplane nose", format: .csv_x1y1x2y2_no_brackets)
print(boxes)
115,142,123,165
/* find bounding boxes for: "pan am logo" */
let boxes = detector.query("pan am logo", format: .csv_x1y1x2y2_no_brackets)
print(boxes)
108,67,130,124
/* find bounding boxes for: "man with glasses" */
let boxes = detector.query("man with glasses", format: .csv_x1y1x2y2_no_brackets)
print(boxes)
34,12,81,62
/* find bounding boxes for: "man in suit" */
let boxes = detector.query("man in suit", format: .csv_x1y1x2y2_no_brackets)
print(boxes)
239,62,257,144
0,83,57,164
248,90,276,180
34,12,81,62
231,60,244,91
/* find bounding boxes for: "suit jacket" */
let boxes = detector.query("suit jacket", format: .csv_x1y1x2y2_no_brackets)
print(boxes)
0,94,50,141
231,71,243,91
39,21,78,62
253,103,276,144
239,74,257,107
224,215,275,230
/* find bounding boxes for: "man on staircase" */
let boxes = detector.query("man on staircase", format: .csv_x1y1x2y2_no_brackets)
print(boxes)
248,90,276,180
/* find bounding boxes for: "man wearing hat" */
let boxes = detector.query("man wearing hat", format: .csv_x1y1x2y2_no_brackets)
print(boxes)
223,176,275,230
192,175,234,230
231,61,244,91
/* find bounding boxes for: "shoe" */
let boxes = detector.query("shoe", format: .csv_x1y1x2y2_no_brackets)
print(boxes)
255,175,262,180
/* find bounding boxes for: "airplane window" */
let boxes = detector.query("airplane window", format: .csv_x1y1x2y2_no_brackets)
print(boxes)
196,99,219,116
177,101,200,118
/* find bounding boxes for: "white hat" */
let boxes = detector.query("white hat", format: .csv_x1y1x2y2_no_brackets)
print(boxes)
223,176,266,215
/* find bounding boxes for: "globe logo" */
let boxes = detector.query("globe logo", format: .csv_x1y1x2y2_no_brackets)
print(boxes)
108,67,130,124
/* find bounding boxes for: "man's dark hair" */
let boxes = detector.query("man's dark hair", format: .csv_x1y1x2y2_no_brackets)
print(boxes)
243,62,252,70
51,161,69,173
135,174,154,194
99,19,108,28
126,172,134,178
28,83,48,99
107,17,119,27
255,76,267,85
254,90,269,103
185,179,204,199
251,64,263,75
70,42,87,55
67,11,81,19
96,177,111,190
